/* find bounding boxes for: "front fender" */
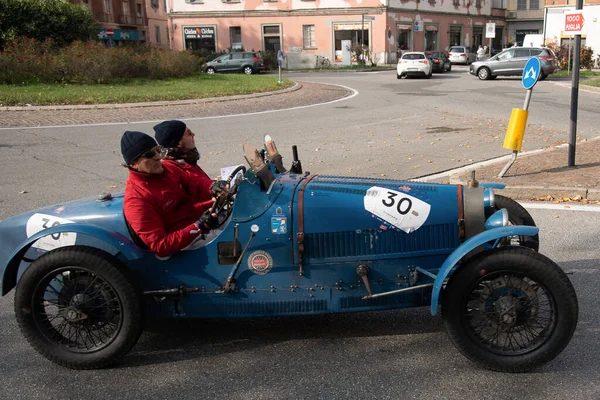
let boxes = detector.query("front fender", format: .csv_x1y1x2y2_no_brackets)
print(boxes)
430,225,539,316
2,223,145,295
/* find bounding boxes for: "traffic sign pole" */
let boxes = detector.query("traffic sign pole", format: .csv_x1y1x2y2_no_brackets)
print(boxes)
498,58,540,177
568,0,584,167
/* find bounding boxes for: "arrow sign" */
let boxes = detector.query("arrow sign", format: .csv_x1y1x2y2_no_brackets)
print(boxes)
522,57,541,90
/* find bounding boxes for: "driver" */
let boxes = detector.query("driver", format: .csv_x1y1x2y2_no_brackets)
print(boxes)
120,130,219,257
153,120,228,197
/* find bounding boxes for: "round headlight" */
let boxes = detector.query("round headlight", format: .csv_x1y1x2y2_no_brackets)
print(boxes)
483,188,495,209
485,208,508,230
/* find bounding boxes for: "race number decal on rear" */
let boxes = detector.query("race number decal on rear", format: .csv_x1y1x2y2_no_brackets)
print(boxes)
26,213,76,251
364,187,431,233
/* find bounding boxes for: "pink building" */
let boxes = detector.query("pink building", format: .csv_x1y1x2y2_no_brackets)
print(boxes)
167,0,507,66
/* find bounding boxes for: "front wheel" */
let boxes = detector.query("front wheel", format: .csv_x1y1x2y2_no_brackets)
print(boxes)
322,59,331,68
15,247,143,369
443,247,578,372
493,195,539,251
478,67,491,80
243,66,254,75
206,67,215,75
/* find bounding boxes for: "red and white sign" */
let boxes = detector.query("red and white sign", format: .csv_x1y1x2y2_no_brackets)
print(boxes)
564,12,585,35
485,23,496,39
105,28,114,37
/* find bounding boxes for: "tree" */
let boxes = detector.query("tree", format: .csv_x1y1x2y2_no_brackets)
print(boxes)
0,0,99,50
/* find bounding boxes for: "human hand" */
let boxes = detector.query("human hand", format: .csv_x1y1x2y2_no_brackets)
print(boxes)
211,180,229,197
195,209,219,231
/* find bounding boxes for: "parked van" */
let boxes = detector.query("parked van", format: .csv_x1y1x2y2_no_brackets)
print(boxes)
523,34,544,48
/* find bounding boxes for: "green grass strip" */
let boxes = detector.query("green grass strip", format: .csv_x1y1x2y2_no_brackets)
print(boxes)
582,78,600,87
553,70,600,77
0,74,294,106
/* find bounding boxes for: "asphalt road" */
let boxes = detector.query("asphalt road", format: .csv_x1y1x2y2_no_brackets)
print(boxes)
0,67,599,399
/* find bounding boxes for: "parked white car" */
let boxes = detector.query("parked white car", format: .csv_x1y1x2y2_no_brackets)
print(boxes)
397,52,433,79
448,46,476,65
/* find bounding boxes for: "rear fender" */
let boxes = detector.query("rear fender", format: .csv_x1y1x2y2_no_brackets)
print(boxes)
2,223,144,295
430,225,539,316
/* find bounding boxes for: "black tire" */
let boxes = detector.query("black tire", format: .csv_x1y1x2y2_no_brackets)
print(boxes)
397,73,401,79
322,59,331,68
539,72,548,81
478,67,491,80
442,247,578,372
206,67,215,75
243,66,254,75
448,63,452,72
493,194,539,251
15,247,143,369
489,75,497,80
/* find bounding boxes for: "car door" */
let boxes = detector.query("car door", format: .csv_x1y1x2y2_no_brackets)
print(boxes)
511,49,531,75
229,53,245,72
214,54,232,72
492,49,515,75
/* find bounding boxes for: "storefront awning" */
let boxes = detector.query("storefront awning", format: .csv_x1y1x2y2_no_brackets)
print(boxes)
397,24,412,30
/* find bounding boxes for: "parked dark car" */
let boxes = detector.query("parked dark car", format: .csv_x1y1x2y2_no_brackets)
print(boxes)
469,47,558,80
426,51,451,73
201,52,261,75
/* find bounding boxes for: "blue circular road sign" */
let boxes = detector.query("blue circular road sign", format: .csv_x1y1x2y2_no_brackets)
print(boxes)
522,57,541,90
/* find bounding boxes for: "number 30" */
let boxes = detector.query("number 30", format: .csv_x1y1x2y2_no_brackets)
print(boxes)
382,191,412,215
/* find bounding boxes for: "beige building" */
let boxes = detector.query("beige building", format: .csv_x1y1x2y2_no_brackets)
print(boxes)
146,0,171,47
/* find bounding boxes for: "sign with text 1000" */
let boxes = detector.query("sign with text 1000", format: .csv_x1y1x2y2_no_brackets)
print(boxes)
564,12,585,35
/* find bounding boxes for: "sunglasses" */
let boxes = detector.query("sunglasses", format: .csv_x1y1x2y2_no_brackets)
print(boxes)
140,146,164,159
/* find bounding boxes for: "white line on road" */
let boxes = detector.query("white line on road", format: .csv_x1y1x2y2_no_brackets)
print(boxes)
0,83,359,131
520,202,600,212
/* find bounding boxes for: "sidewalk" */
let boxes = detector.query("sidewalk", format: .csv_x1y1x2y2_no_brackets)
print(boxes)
420,137,600,203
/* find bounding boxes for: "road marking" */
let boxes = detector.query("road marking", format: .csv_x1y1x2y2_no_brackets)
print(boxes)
0,83,359,131
520,202,600,212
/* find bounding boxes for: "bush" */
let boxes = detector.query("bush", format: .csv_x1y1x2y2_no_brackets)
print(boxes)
546,42,595,70
0,38,202,84
261,51,278,71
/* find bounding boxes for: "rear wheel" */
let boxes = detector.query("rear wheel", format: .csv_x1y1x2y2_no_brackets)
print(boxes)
243,66,254,75
478,67,491,80
539,72,548,81
15,247,143,369
443,247,578,372
448,63,452,72
206,67,215,75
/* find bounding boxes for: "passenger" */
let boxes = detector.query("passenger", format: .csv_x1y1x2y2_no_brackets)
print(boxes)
121,130,219,257
153,120,228,197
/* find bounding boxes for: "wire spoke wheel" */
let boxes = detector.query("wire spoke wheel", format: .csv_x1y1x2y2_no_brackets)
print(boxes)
15,247,142,369
463,272,555,356
35,267,123,353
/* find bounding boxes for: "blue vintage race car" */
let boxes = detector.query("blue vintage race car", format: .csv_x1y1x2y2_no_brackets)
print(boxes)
0,138,578,372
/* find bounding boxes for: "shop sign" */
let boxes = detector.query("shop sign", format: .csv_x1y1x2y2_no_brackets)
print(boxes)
564,12,585,35
397,24,412,31
334,23,368,31
425,25,438,32
184,27,215,39
97,29,140,41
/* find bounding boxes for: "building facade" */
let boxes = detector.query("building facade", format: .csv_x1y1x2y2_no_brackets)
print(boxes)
71,0,149,45
543,1,600,58
505,0,543,46
167,0,508,67
146,0,171,47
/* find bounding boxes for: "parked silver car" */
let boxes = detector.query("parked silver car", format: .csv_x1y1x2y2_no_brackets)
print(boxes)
448,46,476,65
201,51,261,75
469,47,558,80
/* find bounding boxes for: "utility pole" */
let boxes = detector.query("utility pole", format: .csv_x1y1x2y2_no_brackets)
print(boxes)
361,14,365,65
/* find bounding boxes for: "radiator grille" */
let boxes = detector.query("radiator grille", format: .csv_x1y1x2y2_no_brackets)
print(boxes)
197,299,328,316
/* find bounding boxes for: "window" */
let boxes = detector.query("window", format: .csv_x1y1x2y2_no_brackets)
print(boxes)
449,25,462,47
303,25,316,48
514,49,529,58
262,24,281,53
123,1,130,15
104,0,111,13
230,27,242,50
151,0,159,8
136,3,142,17
529,0,539,9
517,0,526,9
155,26,161,44
425,25,438,51
497,49,514,60
166,27,170,47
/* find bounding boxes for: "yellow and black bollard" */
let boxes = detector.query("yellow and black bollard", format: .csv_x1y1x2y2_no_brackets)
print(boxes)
498,89,533,177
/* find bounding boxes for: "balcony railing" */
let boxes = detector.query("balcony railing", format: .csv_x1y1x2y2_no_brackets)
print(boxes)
119,15,144,25
507,9,544,19
492,0,507,8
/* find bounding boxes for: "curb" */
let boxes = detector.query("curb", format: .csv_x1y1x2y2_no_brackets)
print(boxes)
0,81,302,111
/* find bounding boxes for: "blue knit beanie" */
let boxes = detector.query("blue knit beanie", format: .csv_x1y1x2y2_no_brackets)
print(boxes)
120,131,157,164
153,120,186,148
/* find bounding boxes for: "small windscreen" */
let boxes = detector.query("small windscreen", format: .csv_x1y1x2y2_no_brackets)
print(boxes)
403,54,425,60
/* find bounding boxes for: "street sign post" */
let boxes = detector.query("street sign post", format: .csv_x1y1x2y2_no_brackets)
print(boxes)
566,1,584,167
485,23,495,57
105,29,114,37
498,57,540,177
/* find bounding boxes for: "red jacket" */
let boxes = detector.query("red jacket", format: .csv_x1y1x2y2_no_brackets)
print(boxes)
124,162,214,257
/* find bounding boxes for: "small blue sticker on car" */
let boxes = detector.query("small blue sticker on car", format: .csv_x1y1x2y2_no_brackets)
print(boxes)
271,216,287,234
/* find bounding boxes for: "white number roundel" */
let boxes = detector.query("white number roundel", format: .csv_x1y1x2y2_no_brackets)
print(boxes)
363,186,431,233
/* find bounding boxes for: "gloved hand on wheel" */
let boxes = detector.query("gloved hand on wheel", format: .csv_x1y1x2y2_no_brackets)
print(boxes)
195,209,219,231
211,180,229,197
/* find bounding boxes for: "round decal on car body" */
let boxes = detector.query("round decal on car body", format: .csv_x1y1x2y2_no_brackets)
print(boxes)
247,250,273,275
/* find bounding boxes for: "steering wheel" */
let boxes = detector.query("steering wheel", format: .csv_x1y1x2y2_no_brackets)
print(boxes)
211,166,246,227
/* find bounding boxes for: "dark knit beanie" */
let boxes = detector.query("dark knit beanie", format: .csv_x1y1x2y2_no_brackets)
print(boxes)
120,131,157,164
153,120,186,148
